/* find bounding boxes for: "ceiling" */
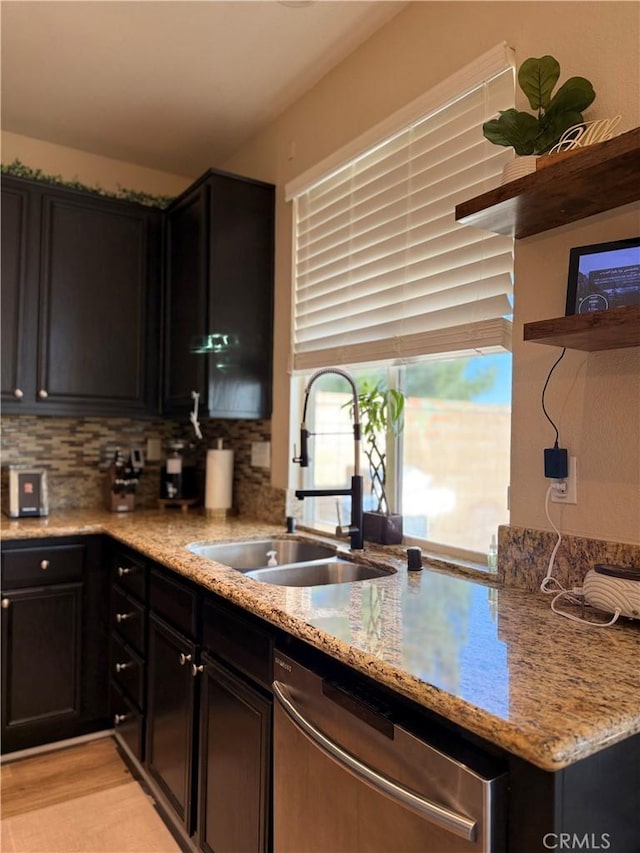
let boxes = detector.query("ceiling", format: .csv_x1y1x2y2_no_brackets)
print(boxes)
1,1,405,177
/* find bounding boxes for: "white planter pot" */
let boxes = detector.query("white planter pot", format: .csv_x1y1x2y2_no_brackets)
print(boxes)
501,156,538,184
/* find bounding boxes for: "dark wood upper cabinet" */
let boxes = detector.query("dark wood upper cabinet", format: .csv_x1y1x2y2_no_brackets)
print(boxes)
2,167,274,420
1,176,162,417
39,194,159,410
1,182,31,406
163,184,209,413
163,169,275,419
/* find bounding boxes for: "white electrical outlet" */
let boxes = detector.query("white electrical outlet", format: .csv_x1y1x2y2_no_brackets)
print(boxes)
251,441,271,468
551,455,578,504
146,437,162,462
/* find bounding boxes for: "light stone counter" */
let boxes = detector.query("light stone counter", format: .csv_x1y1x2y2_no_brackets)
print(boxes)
2,509,639,771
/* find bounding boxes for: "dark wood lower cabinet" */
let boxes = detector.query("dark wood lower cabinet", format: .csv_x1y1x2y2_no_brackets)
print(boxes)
0,536,109,754
145,612,198,834
198,653,272,853
1,583,83,749
3,535,638,851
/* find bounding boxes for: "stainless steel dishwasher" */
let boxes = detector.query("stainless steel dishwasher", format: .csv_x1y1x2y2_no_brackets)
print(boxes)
273,650,506,853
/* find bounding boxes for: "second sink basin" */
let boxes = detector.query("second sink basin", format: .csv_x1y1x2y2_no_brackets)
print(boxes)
187,538,338,571
246,559,392,587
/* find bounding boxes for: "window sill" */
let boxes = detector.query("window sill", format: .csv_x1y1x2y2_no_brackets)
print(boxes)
294,524,499,586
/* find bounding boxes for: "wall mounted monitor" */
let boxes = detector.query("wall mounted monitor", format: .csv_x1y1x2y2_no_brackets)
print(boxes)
565,237,640,315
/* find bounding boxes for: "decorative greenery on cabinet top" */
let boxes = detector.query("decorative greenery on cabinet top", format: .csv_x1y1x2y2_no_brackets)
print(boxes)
1,159,174,209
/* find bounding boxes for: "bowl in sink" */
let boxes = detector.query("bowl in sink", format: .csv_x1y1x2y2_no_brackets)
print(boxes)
246,559,394,587
187,538,338,571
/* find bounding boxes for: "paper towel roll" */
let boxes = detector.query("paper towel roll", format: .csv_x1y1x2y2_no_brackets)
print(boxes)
205,448,234,511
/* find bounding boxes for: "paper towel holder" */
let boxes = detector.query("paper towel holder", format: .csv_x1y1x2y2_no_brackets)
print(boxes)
205,438,234,518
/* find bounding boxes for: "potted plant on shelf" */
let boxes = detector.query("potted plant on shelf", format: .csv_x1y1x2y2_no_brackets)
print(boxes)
352,381,405,546
482,55,596,181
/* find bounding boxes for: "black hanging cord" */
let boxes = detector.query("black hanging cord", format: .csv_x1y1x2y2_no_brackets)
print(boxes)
541,348,567,447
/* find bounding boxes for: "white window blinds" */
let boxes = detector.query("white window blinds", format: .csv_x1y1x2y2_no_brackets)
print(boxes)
288,45,515,372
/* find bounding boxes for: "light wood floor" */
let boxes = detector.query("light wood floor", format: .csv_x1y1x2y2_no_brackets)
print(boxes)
1,737,181,853
1,737,133,819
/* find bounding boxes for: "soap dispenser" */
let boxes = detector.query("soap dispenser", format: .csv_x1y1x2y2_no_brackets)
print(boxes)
487,534,498,572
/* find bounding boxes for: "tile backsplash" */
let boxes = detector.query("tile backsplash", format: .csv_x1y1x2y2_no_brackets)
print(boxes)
1,414,286,524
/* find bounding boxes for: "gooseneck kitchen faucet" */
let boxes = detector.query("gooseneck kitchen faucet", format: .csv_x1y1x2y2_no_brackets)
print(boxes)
293,367,364,550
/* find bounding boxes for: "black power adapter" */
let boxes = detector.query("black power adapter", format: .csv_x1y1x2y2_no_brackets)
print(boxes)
544,447,568,479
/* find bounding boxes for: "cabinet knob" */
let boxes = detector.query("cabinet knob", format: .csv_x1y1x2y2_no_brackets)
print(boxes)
40,560,50,571
191,663,204,677
179,653,192,666
117,566,132,577
1,598,9,610
115,612,133,623
114,713,128,725
115,661,132,673
13,388,23,399
38,389,48,399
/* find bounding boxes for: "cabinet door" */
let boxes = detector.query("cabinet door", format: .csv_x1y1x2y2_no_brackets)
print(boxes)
36,191,161,415
1,583,83,752
197,653,272,853
207,175,274,419
146,613,197,833
1,182,32,406
163,185,209,413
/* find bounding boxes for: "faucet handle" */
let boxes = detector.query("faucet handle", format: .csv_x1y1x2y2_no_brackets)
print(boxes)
292,428,310,467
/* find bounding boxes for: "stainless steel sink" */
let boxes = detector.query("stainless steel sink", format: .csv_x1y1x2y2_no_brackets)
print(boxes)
245,559,393,587
187,537,394,586
187,538,338,571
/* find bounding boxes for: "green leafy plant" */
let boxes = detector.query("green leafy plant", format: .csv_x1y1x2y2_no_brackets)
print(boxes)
1,159,173,208
483,55,596,155
348,382,405,516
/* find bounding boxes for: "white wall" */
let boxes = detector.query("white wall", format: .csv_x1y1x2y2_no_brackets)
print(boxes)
221,1,640,545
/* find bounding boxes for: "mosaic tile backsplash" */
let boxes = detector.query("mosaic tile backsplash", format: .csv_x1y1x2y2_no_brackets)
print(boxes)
1,414,286,524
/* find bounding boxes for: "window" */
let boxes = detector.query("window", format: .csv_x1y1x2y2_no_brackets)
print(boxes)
287,45,515,561
294,355,511,560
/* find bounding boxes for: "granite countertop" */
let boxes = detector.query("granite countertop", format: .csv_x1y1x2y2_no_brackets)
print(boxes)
2,509,639,772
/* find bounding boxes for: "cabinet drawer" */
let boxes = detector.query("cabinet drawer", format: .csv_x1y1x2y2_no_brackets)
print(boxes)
110,632,144,710
2,544,85,589
111,586,145,654
111,681,144,763
110,549,146,602
149,568,198,639
202,598,273,690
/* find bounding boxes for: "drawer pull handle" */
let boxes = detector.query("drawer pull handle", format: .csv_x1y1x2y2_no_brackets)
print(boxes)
40,560,50,570
114,713,128,725
116,612,134,623
179,653,192,666
38,389,48,399
13,388,23,399
115,661,133,673
1,598,10,610
191,663,204,677
118,566,132,577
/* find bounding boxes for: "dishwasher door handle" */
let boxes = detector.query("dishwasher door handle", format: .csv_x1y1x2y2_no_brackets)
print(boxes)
273,680,477,843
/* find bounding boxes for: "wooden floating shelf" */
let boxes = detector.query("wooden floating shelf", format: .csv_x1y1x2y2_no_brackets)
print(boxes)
523,305,640,351
455,127,640,239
